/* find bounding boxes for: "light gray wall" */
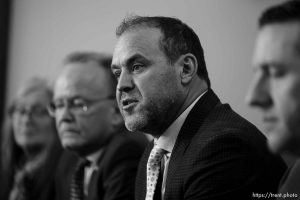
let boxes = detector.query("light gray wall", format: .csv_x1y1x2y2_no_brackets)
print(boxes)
6,0,284,132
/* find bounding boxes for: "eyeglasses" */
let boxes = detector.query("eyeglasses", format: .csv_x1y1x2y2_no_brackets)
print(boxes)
11,105,50,118
47,95,115,117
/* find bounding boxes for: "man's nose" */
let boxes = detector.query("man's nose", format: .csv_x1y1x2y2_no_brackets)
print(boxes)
20,111,34,124
245,75,272,109
117,70,134,92
57,104,74,122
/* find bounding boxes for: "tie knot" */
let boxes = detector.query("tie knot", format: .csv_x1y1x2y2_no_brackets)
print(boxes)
77,159,91,169
147,147,166,167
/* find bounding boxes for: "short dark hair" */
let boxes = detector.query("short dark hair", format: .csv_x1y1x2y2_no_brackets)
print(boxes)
259,0,300,28
259,1,300,54
64,52,116,92
116,16,210,88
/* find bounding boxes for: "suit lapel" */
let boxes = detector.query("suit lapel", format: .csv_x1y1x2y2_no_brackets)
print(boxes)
279,159,300,195
164,89,220,199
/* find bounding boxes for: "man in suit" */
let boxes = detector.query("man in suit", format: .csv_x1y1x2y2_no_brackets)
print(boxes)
246,1,300,198
111,16,286,200
49,52,148,200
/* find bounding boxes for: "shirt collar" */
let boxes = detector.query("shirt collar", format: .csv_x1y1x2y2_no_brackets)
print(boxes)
86,148,103,168
154,90,207,155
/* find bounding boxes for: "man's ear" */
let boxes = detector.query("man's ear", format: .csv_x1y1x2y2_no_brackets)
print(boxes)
177,53,198,85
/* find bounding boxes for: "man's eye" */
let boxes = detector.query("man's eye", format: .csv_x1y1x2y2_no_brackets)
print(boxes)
270,69,286,78
54,101,64,109
14,106,26,115
132,64,144,72
73,99,87,109
32,107,48,115
113,70,121,79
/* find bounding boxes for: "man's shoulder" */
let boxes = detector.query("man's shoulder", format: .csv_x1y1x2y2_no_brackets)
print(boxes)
56,150,80,171
169,103,286,197
177,90,268,157
208,103,256,129
182,89,258,137
107,131,149,151
99,131,148,167
179,100,277,165
181,102,286,169
189,102,265,148
97,132,148,183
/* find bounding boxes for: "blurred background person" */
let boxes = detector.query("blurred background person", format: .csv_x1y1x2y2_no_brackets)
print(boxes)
50,52,148,200
0,77,62,200
246,0,300,197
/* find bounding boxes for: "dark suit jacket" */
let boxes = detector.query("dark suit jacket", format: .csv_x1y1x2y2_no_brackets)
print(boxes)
277,159,300,200
0,142,63,200
136,89,286,200
55,131,148,200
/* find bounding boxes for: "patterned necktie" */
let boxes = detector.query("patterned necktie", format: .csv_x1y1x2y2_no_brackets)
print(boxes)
70,159,90,200
146,146,166,200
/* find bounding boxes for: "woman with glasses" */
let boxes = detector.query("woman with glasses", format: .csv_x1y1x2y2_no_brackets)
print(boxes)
0,77,62,200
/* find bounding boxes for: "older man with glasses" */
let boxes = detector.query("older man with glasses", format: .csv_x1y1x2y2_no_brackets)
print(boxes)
49,52,148,200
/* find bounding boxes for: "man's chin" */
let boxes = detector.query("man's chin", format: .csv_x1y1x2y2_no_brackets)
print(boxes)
123,112,161,135
267,131,291,154
124,115,149,133
267,139,282,154
125,120,143,132
61,137,84,151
